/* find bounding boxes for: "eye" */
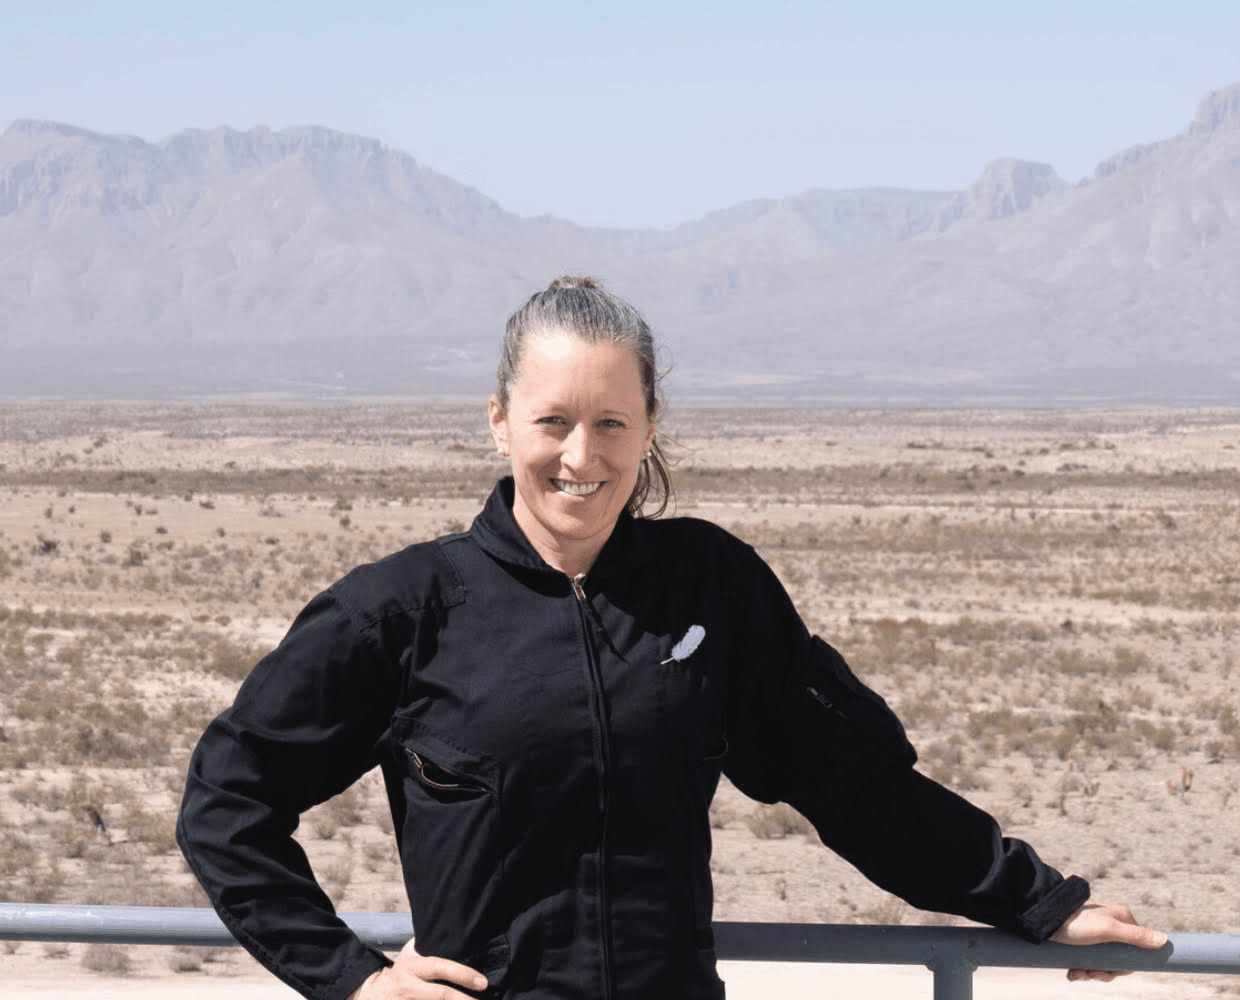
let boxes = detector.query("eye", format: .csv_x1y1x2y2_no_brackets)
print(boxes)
535,415,567,427
599,418,626,430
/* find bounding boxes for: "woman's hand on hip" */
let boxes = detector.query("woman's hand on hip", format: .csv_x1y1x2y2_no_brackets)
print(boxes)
1050,902,1168,982
350,938,487,999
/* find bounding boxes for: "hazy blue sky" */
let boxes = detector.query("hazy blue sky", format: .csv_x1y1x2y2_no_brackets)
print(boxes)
2,1,1237,228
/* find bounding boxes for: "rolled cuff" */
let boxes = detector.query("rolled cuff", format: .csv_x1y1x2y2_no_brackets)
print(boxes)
1012,874,1091,943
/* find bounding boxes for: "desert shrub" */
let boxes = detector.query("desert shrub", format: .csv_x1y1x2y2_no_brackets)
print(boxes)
81,943,133,975
965,708,1053,757
897,696,953,731
708,798,740,830
920,735,988,790
168,946,204,972
933,616,1050,645
363,840,399,873
24,858,66,903
204,636,267,681
162,878,211,909
9,780,46,805
55,640,87,668
49,817,92,860
0,835,38,877
11,687,65,722
1091,587,1160,606
319,857,353,899
745,803,817,840
321,785,366,828
57,719,170,767
1129,718,1179,752
311,810,341,841
125,808,178,853
166,697,216,734
169,945,225,972
1111,645,1152,674
1052,701,1134,756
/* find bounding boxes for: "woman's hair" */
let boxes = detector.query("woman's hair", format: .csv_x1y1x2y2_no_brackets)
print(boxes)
496,275,672,517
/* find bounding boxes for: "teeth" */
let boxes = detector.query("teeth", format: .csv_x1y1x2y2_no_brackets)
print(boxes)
554,479,602,496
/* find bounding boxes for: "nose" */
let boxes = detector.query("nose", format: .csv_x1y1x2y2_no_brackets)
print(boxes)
562,423,597,470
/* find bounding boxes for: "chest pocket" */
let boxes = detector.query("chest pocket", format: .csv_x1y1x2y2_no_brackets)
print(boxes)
389,715,505,910
657,624,728,766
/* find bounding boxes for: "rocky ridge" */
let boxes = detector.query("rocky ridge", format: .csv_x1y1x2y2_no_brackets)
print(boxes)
2,82,1238,404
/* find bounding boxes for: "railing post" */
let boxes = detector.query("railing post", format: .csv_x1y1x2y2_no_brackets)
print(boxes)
928,951,976,1000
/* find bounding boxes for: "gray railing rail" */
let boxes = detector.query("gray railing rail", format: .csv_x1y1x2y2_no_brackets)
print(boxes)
3,903,1239,999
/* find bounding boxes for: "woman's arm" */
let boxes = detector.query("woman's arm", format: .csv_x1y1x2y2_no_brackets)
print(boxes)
786,758,1091,940
719,538,1088,940
177,589,403,1000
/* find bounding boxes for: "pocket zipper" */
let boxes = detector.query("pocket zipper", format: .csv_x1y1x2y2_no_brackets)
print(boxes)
406,748,474,790
805,685,847,719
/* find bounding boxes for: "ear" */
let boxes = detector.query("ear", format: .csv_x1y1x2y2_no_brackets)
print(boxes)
488,395,511,457
642,414,657,457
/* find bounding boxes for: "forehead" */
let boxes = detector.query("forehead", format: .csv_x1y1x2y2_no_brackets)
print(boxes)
513,331,645,410
528,332,577,362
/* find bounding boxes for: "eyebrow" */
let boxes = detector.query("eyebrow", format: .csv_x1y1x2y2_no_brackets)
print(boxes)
529,403,639,419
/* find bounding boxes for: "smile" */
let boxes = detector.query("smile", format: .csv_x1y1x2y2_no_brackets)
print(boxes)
553,479,603,496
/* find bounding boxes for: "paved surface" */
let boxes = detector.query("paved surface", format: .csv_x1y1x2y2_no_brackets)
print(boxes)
5,961,1229,999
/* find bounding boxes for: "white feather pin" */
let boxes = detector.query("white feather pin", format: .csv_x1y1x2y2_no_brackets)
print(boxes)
661,625,706,664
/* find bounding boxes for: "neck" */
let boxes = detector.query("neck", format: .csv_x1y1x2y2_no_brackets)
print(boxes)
510,501,610,579
519,526,603,580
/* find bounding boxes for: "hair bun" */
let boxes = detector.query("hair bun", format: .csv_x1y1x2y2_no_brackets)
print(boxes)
549,275,599,289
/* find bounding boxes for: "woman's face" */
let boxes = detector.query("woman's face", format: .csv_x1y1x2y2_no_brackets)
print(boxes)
489,331,656,575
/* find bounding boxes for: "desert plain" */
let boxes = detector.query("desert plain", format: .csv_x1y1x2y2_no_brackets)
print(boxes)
1,400,1239,998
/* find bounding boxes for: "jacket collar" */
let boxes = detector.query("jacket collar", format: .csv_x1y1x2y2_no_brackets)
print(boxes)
469,477,653,584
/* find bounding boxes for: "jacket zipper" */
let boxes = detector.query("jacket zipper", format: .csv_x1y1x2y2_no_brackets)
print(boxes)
571,572,615,1000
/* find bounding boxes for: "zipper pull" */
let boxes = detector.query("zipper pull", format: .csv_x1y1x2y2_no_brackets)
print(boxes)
570,573,586,600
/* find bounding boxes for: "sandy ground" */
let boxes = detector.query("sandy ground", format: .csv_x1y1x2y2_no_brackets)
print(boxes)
1,951,1230,1000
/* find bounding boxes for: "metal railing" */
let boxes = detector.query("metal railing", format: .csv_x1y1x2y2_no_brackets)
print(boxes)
3,902,1239,1000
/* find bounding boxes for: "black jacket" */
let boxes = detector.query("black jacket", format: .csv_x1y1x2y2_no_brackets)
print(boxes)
177,477,1088,1000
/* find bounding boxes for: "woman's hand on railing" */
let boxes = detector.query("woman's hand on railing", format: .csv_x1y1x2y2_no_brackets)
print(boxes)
349,937,488,999
1050,902,1169,982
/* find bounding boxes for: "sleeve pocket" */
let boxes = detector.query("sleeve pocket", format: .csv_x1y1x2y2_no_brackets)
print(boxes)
788,637,917,777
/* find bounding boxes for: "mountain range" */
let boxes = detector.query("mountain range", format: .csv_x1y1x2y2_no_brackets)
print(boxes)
2,82,1238,404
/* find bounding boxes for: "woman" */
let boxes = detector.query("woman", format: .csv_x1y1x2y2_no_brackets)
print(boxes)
178,276,1165,1000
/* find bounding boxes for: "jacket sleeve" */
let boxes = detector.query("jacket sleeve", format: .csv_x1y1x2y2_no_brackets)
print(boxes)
176,589,403,1000
720,540,1089,942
